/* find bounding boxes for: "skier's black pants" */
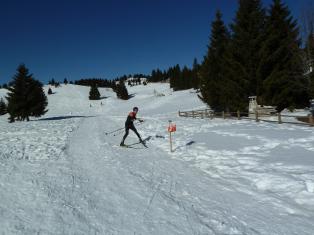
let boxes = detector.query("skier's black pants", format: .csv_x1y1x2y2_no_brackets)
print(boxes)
122,125,141,143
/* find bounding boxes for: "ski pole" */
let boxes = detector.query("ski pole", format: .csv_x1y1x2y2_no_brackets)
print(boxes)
135,120,144,126
107,120,144,135
105,127,125,135
113,129,126,136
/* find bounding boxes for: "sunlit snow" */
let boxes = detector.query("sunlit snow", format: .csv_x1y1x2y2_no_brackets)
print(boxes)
1,83,314,234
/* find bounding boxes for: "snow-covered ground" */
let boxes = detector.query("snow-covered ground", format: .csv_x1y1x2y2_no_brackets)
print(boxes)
1,83,314,234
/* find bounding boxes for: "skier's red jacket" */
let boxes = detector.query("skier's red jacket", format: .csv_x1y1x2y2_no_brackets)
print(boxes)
125,111,137,127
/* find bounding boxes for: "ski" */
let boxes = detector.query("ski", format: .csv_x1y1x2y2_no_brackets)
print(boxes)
118,136,151,148
120,145,146,149
112,144,145,149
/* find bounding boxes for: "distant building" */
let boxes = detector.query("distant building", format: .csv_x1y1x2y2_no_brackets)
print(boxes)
249,96,276,117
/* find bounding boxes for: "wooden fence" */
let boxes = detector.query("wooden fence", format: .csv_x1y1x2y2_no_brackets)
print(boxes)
178,109,314,127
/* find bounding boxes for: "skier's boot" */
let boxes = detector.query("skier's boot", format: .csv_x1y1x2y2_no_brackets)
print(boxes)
120,142,125,147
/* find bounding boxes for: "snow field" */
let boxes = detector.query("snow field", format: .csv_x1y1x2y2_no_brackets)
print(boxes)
139,115,314,209
1,83,314,234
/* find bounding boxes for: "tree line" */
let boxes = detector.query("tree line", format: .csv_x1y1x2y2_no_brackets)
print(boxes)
2,0,314,117
144,0,314,112
199,0,314,112
147,58,200,91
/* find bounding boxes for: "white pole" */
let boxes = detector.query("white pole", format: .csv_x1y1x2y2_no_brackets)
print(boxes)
169,120,173,152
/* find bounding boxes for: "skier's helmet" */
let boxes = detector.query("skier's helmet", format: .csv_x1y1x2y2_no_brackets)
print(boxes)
133,107,139,112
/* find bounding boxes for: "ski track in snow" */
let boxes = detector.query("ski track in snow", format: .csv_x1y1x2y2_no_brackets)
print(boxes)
1,84,314,234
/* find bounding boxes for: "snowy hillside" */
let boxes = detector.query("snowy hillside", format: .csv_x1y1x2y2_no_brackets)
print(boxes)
1,83,314,234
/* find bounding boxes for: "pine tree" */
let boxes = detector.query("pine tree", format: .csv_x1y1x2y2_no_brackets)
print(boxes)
49,78,55,86
116,81,129,100
261,0,309,111
27,79,48,118
180,66,189,90
89,84,101,100
305,30,314,98
6,64,48,122
192,58,200,89
0,98,7,115
169,65,181,90
48,87,53,95
200,11,231,111
225,0,266,110
310,73,314,99
64,78,68,85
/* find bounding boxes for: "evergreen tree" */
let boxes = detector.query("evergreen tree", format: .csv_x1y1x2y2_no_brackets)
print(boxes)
169,64,181,90
49,78,55,86
89,84,101,100
54,82,60,88
2,84,8,89
199,11,230,111
27,79,48,118
261,0,308,111
225,0,266,110
305,30,314,98
64,78,68,85
6,64,48,122
192,58,200,89
48,87,53,95
137,78,142,85
115,81,129,100
178,66,192,90
304,14,314,69
0,98,7,115
310,72,314,99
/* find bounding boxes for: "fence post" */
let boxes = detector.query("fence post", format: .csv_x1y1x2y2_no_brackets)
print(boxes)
210,111,214,120
168,120,173,152
222,111,225,119
255,110,259,122
192,111,195,118
237,110,240,120
178,111,180,117
310,114,314,126
278,112,282,124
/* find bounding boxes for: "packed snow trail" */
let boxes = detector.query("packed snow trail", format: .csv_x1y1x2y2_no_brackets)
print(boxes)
61,114,313,234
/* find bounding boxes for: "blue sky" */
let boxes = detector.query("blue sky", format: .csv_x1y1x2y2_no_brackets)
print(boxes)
0,0,311,84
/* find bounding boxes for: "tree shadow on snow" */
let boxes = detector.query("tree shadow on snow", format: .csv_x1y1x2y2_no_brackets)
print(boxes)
128,93,136,99
174,141,196,151
35,115,95,121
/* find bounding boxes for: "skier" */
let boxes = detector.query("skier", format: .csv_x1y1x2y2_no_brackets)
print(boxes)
120,107,144,146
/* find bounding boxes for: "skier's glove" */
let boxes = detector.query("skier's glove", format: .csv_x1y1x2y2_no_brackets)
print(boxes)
139,119,144,123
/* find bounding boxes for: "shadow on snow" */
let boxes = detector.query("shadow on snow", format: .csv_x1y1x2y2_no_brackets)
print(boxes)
35,115,95,121
174,140,196,151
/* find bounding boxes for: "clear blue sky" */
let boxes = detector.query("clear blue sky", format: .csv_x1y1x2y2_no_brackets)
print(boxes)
0,0,310,84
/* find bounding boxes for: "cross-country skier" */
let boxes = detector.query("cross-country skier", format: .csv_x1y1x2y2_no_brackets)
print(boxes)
120,107,144,146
